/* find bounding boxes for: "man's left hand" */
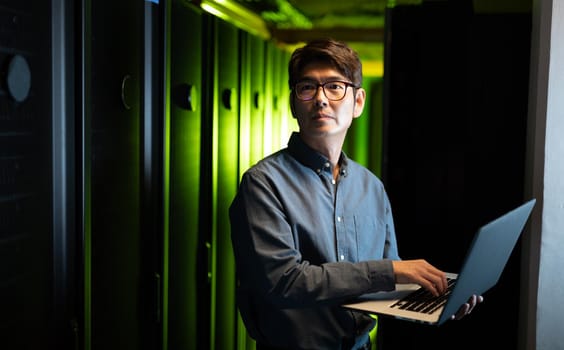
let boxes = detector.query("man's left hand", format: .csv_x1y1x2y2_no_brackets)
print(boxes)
451,295,484,320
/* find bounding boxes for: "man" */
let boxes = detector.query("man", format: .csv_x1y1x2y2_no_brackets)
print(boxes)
229,38,481,350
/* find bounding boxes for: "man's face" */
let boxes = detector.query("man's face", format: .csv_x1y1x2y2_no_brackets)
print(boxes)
291,63,365,143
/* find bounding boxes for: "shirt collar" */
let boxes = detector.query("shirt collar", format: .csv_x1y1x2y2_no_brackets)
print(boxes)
287,132,349,177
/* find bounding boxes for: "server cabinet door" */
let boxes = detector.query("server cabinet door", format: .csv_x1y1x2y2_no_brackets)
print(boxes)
211,17,239,350
84,0,155,349
235,30,266,350
0,0,55,348
168,2,204,350
272,46,292,148
263,42,294,155
239,32,265,169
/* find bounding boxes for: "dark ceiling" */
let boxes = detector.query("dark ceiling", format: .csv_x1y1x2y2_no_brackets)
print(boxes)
233,0,391,75
235,0,388,34
234,0,531,40
196,0,531,76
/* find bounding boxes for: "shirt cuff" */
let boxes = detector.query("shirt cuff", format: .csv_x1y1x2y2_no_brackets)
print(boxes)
365,259,396,292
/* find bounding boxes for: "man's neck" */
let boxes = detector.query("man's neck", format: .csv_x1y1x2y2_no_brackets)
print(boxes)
300,133,343,168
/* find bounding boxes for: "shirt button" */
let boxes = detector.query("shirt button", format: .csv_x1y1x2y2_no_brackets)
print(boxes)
331,179,336,185
324,162,330,168
340,255,345,261
337,216,342,222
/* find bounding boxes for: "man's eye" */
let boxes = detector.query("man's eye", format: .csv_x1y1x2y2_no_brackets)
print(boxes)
299,84,316,91
326,83,344,90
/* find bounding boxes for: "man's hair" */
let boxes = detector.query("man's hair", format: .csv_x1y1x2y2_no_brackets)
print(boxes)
288,38,363,89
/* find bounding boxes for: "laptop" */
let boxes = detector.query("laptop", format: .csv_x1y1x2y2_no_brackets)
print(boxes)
342,198,536,326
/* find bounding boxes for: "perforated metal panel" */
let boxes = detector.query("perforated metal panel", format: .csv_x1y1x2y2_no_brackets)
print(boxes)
0,0,53,347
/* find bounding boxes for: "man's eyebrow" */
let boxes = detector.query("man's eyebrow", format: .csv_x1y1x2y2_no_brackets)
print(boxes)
298,75,346,82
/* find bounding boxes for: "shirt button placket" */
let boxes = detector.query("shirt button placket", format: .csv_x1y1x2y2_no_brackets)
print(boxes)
336,215,346,261
334,169,346,262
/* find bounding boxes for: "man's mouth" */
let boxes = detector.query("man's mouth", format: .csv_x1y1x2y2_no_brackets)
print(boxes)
312,113,332,120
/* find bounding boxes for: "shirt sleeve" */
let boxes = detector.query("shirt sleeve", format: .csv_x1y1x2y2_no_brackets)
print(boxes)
382,193,401,261
229,170,397,309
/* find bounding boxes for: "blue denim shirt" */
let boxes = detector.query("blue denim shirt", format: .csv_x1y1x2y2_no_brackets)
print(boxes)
229,132,400,349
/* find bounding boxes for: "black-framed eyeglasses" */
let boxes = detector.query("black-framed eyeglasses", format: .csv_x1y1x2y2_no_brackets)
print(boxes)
293,80,359,101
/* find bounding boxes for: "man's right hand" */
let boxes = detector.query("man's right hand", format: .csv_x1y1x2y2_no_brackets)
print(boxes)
391,259,448,296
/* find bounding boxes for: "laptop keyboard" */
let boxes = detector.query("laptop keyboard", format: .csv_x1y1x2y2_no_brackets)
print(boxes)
389,277,457,314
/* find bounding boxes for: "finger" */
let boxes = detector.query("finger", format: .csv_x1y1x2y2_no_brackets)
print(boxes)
459,303,470,319
420,267,447,295
451,295,484,321
439,273,448,292
419,279,440,296
452,303,470,320
432,272,448,294
466,295,477,314
468,295,484,313
425,276,444,295
430,267,448,293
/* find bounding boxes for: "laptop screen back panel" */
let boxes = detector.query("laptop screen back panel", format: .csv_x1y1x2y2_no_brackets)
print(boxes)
438,199,536,324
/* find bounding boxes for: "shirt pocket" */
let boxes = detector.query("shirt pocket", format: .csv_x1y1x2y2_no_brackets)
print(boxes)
354,215,387,261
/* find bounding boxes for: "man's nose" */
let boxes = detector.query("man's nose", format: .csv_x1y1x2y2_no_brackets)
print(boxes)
313,85,328,106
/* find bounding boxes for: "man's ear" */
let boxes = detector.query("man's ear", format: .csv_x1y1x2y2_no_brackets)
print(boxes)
289,94,297,118
353,88,366,119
